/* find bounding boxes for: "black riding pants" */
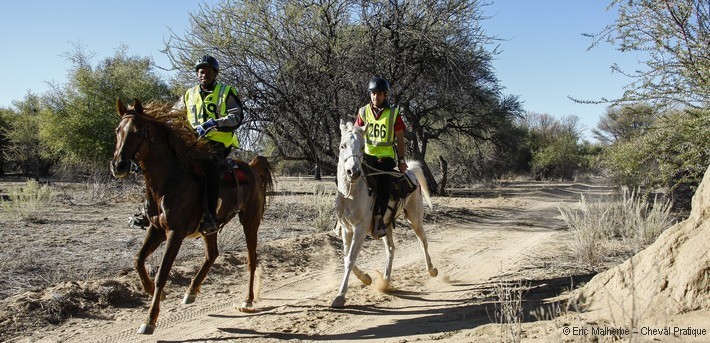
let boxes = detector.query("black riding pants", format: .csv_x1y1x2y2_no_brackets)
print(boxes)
204,142,231,219
363,154,396,216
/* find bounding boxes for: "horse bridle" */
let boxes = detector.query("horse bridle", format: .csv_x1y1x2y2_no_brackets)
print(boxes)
120,113,152,162
341,152,361,169
340,132,365,183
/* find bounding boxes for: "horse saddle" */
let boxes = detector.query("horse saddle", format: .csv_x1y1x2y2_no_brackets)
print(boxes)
222,158,249,185
364,169,417,200
193,158,249,185
393,172,417,199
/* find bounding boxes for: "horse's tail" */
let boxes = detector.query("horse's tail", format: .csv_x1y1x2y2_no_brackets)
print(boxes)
249,155,275,208
407,161,433,210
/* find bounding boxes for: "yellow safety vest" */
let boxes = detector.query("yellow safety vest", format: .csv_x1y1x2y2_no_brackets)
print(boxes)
358,105,399,159
185,83,239,148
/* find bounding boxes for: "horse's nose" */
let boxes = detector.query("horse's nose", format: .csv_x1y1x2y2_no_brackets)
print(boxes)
347,168,361,179
111,159,130,178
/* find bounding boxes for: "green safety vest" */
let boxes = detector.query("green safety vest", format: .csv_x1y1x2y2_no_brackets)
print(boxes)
358,105,399,159
185,83,239,148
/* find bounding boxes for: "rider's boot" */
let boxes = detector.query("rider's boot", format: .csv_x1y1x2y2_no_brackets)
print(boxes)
200,212,219,235
128,199,150,230
371,214,387,239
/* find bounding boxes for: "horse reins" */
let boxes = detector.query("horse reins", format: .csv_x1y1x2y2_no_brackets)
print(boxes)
361,160,403,177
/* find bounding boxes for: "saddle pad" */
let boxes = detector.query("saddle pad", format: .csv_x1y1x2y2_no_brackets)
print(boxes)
223,168,249,185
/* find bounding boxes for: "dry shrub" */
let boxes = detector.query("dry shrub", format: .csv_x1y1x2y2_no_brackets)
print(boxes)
0,279,143,340
311,184,335,231
492,280,527,343
79,171,144,205
618,188,674,247
558,188,676,269
0,179,53,222
557,194,613,268
264,182,336,233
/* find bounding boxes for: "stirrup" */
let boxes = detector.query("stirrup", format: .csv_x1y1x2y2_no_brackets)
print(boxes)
127,212,149,230
371,216,387,239
199,213,219,235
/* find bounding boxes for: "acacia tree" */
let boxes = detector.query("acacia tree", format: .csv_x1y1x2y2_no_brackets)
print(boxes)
592,103,658,144
166,0,521,190
358,0,522,191
167,0,362,177
587,0,709,108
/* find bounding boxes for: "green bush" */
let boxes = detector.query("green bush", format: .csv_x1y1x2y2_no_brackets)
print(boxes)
600,108,709,210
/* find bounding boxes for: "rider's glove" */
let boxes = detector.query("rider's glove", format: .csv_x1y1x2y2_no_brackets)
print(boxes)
196,119,217,137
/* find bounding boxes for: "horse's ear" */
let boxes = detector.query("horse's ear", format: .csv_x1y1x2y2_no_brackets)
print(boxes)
339,119,348,133
356,122,368,134
132,98,143,113
116,98,126,117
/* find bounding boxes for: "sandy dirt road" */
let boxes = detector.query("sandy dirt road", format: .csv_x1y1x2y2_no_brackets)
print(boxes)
6,180,615,342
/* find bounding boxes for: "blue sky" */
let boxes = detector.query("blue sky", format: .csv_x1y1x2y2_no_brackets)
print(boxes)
1,0,639,141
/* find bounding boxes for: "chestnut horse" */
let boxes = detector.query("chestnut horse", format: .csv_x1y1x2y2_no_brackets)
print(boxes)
110,99,273,334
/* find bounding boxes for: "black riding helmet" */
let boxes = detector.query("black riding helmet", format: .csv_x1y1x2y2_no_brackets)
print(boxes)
368,77,390,92
195,55,219,72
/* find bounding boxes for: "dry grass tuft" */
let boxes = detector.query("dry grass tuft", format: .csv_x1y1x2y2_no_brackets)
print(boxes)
311,184,336,231
492,280,527,343
558,188,676,269
1,179,53,222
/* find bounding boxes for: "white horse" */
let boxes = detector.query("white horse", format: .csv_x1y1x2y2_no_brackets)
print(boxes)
331,120,438,308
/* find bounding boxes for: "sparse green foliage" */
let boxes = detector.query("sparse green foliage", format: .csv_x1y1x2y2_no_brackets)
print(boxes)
588,0,709,108
0,107,11,175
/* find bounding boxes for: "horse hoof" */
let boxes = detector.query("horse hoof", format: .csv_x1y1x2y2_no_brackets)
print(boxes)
357,273,372,285
429,268,438,277
236,302,255,312
183,293,196,304
330,295,346,308
137,323,156,335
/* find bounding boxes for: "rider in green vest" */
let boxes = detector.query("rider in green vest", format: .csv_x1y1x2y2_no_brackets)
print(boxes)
127,56,243,234
355,77,408,239
179,55,244,234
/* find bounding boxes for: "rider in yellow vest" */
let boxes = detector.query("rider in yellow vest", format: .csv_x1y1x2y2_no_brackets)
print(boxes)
177,55,244,234
127,56,244,234
355,77,407,239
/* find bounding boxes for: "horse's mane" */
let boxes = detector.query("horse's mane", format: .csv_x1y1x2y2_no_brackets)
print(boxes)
135,101,213,168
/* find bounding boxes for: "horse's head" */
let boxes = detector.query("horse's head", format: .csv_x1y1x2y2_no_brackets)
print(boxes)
338,119,366,183
110,98,148,179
